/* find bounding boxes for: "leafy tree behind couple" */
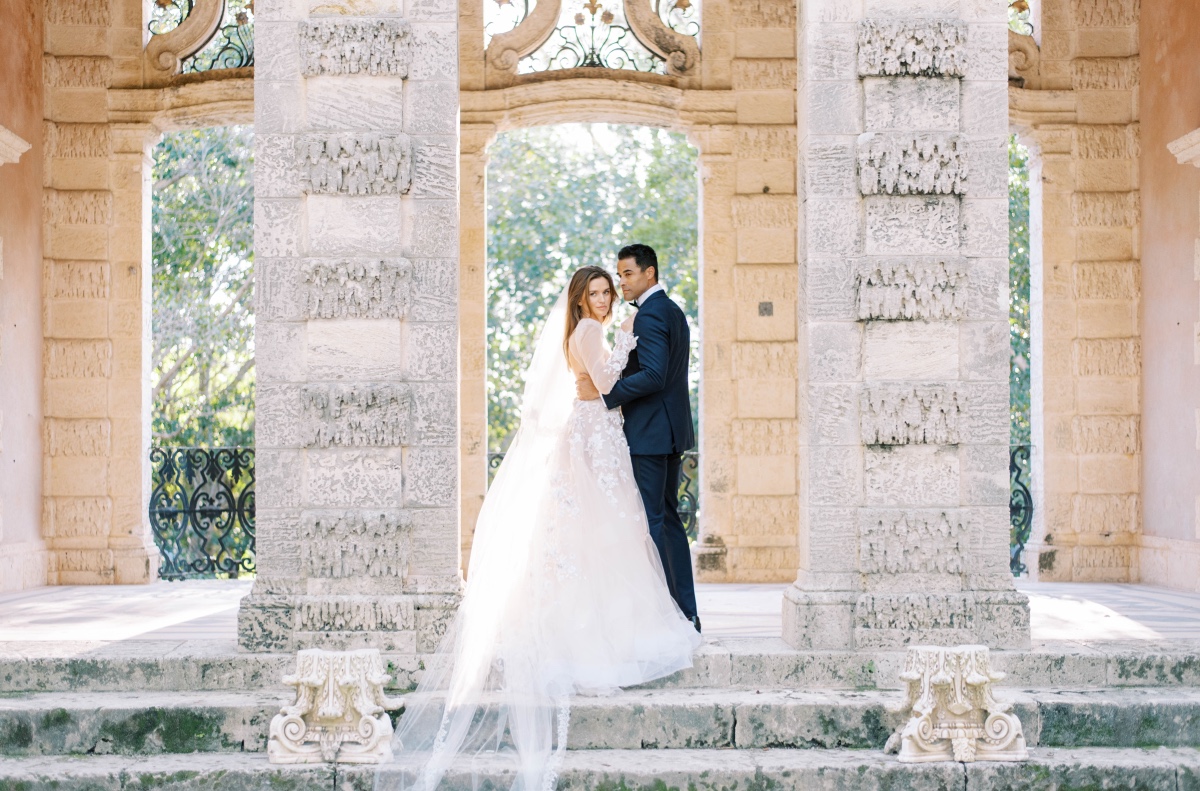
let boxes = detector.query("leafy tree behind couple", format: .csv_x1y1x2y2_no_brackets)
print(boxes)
487,124,700,453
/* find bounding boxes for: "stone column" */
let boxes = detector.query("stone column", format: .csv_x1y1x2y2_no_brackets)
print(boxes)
784,1,1029,650
238,0,462,653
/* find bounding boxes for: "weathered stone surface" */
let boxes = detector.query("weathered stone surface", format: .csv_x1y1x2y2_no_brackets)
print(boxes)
307,195,404,257
1072,0,1139,28
864,445,959,507
863,77,960,132
44,190,112,225
298,134,413,196
856,257,966,320
1073,191,1140,227
305,449,405,508
44,340,112,379
299,19,412,77
301,384,412,448
856,132,967,196
1072,416,1139,455
304,258,412,319
46,261,110,299
859,509,966,574
1072,57,1139,91
860,384,963,445
1074,338,1141,377
857,20,967,77
865,196,960,255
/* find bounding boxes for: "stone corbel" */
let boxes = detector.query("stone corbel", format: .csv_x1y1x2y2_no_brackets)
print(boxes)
0,126,31,166
624,0,700,78
484,0,563,88
1168,128,1200,168
144,0,227,87
1008,28,1041,90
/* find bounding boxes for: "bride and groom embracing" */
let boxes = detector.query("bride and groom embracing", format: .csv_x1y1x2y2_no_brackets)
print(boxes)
376,244,702,791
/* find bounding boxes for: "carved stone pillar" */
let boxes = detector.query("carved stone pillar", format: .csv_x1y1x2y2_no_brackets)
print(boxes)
239,1,462,654
785,8,1029,649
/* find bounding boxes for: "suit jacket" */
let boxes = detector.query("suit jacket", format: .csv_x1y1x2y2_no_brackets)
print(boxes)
602,289,696,455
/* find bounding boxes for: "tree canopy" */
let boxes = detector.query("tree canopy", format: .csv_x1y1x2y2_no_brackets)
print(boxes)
486,124,700,451
152,126,255,447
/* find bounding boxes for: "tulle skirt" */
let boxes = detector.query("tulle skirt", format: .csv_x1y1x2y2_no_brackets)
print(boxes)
376,398,700,791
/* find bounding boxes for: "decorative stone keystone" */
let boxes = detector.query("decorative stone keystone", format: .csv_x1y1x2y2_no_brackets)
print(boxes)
268,648,404,764
885,645,1028,763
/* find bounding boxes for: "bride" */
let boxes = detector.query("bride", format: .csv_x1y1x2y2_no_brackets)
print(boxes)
375,266,702,791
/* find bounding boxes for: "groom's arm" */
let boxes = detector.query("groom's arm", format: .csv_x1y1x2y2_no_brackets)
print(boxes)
602,308,669,410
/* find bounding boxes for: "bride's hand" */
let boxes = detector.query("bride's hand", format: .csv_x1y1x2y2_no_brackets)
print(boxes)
621,314,635,333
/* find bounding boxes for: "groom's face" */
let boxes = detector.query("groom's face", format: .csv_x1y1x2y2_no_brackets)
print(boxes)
617,257,655,303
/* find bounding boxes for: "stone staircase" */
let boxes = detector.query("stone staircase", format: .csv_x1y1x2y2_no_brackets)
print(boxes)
4,639,1200,789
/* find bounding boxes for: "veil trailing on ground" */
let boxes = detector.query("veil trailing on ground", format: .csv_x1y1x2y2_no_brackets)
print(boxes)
375,287,576,791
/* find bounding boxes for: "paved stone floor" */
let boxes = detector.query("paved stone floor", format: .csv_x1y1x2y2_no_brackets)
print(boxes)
2,579,1200,643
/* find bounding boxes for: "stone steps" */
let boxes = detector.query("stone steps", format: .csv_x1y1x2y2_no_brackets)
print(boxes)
5,687,1200,756
3,746,1200,790
6,637,1200,693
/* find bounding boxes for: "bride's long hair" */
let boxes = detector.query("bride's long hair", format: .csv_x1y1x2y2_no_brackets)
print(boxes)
562,266,617,361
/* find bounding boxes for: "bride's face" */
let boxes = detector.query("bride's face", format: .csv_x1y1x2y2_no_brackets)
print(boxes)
582,277,613,322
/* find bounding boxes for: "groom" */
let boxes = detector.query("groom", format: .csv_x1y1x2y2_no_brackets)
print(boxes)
576,244,700,633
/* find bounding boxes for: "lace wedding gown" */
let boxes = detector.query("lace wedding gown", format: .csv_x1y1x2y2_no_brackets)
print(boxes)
376,292,701,791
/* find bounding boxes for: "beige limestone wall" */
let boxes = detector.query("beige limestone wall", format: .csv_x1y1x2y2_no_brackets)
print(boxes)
39,0,159,585
0,0,49,591
1013,0,1143,582
456,0,800,583
1136,0,1200,590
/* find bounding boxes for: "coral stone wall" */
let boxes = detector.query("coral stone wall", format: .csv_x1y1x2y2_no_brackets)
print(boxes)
0,0,47,590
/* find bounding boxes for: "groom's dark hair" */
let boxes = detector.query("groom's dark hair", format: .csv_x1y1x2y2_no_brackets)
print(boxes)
618,244,658,283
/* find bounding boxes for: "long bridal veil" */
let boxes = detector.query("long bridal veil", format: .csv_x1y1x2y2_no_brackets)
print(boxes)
375,288,577,791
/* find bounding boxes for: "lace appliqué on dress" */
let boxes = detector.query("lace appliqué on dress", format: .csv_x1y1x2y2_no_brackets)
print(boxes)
604,329,637,378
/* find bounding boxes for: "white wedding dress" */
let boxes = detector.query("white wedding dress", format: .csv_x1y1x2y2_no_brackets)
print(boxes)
376,290,701,791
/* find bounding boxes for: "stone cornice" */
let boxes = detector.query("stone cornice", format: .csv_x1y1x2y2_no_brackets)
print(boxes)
108,77,253,131
1008,85,1076,129
0,126,31,166
1168,128,1200,168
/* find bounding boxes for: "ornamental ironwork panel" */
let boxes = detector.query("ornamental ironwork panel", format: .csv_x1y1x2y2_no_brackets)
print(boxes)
486,449,700,541
149,447,256,580
1009,444,1033,576
148,0,255,74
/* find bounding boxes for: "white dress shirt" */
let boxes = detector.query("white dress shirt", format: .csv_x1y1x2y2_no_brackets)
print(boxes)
634,282,665,307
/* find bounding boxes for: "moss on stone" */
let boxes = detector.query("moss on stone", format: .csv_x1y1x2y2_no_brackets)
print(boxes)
0,718,33,752
99,708,227,754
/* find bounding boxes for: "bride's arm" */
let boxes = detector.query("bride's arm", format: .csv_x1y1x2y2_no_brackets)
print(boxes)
573,319,635,396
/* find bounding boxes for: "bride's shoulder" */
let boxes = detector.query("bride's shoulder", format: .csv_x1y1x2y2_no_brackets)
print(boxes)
575,317,603,332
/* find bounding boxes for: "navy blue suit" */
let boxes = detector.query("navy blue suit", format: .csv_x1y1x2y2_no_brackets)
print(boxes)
602,289,698,620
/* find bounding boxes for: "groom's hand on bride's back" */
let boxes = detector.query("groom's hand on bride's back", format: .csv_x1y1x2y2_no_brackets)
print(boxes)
576,373,601,401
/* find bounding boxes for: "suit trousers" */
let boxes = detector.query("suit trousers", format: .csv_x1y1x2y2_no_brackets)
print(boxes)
630,453,698,620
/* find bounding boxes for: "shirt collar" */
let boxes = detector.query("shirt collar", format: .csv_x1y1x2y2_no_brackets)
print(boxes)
634,283,665,307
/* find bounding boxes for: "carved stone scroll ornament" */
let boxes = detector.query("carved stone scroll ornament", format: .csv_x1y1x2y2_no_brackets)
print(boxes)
268,648,405,764
143,0,227,86
885,645,1028,763
485,0,563,86
1008,28,1041,89
624,0,700,78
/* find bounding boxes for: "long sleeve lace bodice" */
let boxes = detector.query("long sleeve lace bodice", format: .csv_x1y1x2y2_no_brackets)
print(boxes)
569,318,637,395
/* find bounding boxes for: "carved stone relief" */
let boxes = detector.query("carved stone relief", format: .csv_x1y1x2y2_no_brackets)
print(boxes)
860,384,963,446
300,19,413,77
1007,29,1040,90
857,20,967,79
856,258,966,321
857,133,967,196
299,134,414,196
484,0,562,86
624,0,701,77
860,510,966,575
304,258,413,319
301,384,413,448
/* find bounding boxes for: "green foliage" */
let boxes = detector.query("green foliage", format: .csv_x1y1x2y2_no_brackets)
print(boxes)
151,126,255,447
1009,136,1032,446
486,124,699,451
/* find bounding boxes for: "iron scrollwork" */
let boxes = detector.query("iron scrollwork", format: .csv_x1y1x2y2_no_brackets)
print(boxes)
1009,444,1033,576
149,447,256,580
487,449,699,542
183,0,255,73
146,0,253,79
535,0,660,72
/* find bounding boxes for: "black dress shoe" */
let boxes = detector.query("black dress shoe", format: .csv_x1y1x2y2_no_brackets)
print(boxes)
690,615,702,633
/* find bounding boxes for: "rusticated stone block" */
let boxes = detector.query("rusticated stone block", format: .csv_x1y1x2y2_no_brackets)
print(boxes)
306,449,405,508
46,123,111,158
1072,0,1138,27
859,509,966,575
1073,192,1140,227
47,261,110,299
865,197,960,255
301,510,413,577
864,78,960,133
860,384,963,446
856,258,966,320
44,190,112,225
299,134,413,196
856,133,967,196
856,20,967,78
732,195,798,229
1073,262,1138,299
412,139,455,199
44,418,110,457
304,258,412,319
44,340,112,378
46,0,108,24
735,127,796,160
297,597,414,631
1072,415,1139,455
1074,338,1140,377
300,19,413,77
1073,493,1139,535
43,56,113,88
1075,125,1137,160
1071,57,1139,91
864,445,959,507
301,384,412,448
855,593,974,643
